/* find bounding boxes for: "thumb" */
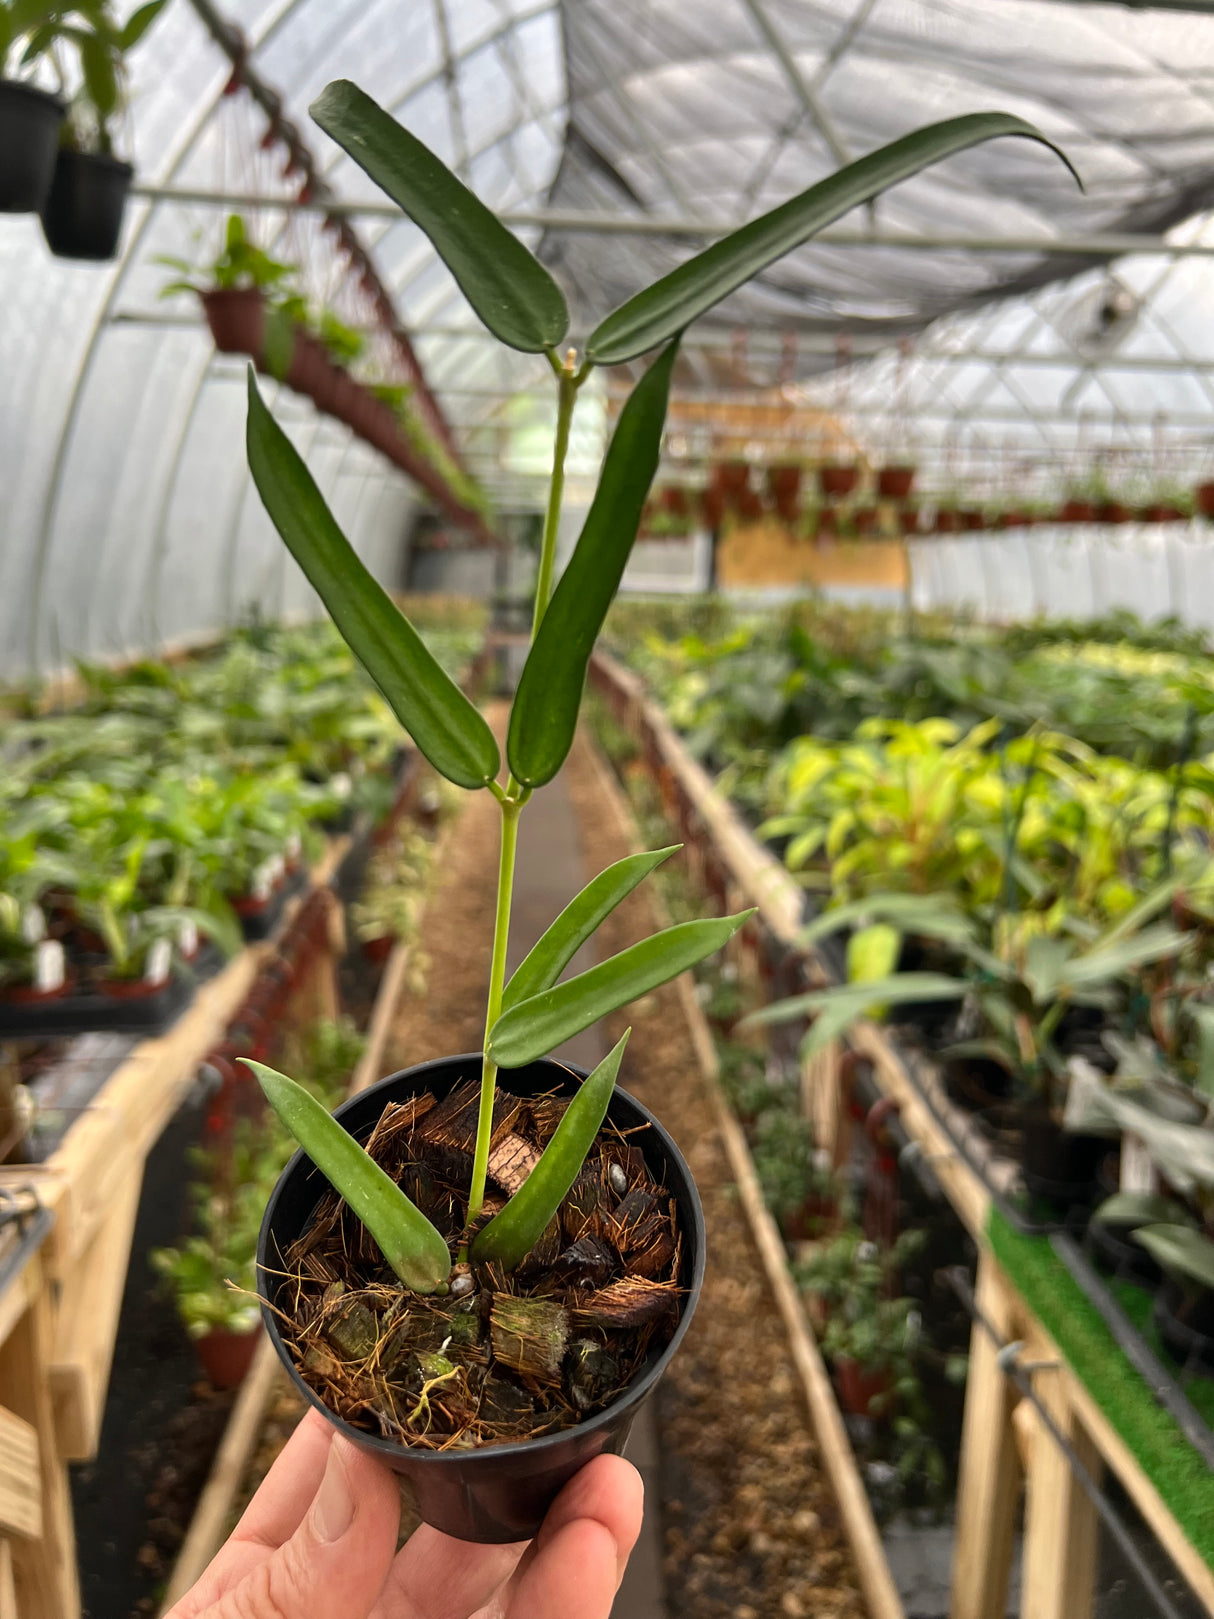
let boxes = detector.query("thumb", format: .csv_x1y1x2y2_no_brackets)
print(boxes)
204,1434,400,1619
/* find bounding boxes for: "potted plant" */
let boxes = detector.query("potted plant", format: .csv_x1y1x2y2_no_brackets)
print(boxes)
818,462,859,498
350,823,433,964
767,462,803,521
159,214,300,365
237,78,1074,1542
0,0,66,213
151,1122,290,1390
39,0,165,260
877,464,916,501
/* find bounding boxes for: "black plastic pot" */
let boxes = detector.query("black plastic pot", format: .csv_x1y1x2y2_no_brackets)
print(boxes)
0,80,64,212
1020,1102,1108,1210
1154,1278,1214,1376
257,1053,705,1543
40,149,133,261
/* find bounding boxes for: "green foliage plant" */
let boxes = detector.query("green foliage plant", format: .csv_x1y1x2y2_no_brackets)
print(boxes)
244,76,1077,1295
51,0,165,155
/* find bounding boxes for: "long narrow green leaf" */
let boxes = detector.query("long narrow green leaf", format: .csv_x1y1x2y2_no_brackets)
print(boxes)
488,910,753,1069
502,846,681,1013
246,373,499,790
587,114,1080,364
1058,924,1188,992
470,1031,630,1272
310,81,568,353
801,892,975,949
507,341,678,788
244,1061,451,1294
742,973,968,1030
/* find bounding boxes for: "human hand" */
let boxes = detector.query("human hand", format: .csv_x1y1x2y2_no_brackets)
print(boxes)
167,1406,644,1619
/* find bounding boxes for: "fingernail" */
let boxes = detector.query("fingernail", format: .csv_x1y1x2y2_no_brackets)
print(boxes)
312,1437,356,1543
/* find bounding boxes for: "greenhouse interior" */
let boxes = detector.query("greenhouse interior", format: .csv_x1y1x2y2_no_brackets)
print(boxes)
7,1,1214,1617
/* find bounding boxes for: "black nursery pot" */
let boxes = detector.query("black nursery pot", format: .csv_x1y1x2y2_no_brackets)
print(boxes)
1019,1102,1108,1210
257,1053,706,1544
40,149,133,260
0,81,64,212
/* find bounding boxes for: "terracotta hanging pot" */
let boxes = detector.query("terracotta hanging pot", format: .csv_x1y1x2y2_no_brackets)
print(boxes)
877,464,916,501
1096,500,1131,525
1060,499,1095,523
766,463,802,521
934,507,962,534
818,463,859,498
1195,481,1214,519
200,287,267,357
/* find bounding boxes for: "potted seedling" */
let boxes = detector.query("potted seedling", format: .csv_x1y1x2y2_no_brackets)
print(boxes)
238,78,1076,1542
351,824,432,964
0,0,67,211
40,0,165,259
159,214,301,370
152,1122,289,1389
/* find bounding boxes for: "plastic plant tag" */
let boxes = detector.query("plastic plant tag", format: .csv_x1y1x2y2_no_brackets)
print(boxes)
22,906,46,944
35,939,65,993
145,937,172,986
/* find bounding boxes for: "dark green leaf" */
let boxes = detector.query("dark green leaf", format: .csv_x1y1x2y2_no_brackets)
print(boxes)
119,0,166,51
79,31,118,119
310,80,567,353
488,909,753,1069
246,372,499,789
588,114,1081,364
244,1061,451,1293
507,340,677,787
470,1031,630,1272
502,846,681,1013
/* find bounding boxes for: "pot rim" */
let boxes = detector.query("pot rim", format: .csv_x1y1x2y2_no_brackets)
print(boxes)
54,147,134,178
0,77,65,112
257,1052,706,1470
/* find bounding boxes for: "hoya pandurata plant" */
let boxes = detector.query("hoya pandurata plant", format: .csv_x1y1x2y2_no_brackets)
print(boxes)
242,80,1076,1396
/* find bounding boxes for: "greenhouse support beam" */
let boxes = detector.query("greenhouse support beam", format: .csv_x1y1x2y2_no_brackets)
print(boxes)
739,0,853,164
127,186,1214,257
184,0,467,483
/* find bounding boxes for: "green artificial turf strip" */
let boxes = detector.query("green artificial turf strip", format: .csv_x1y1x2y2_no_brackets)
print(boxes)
986,1210,1214,1565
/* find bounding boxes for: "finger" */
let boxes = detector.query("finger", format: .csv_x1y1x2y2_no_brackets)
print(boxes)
533,1455,644,1589
497,1456,644,1619
374,1524,528,1619
190,1434,400,1619
505,1517,620,1619
167,1411,338,1617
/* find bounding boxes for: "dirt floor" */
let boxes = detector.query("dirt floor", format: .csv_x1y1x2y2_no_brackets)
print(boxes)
221,721,866,1618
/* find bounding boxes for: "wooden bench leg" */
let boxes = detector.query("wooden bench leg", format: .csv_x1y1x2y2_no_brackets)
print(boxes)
950,1253,1022,1619
1020,1350,1102,1619
0,1281,79,1619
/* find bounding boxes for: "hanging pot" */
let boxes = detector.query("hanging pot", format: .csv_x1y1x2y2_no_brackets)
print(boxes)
1060,499,1095,523
877,465,916,501
1195,482,1214,520
201,287,267,357
934,507,962,534
0,80,65,213
818,464,859,498
766,464,802,521
39,149,133,260
257,1053,705,1544
853,505,879,537
1096,500,1131,525
712,460,751,501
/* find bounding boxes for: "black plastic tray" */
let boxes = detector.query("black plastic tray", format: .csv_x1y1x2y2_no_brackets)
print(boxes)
234,866,308,940
0,942,225,1039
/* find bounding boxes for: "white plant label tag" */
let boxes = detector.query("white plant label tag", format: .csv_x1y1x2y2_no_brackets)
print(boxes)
1119,1132,1156,1195
145,937,172,986
35,939,66,992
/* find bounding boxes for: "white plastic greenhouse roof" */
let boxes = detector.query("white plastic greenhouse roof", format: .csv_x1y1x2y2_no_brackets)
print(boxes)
8,0,1214,676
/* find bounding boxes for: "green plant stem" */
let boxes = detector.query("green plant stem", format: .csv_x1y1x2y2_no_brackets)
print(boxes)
531,364,578,637
468,796,522,1223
